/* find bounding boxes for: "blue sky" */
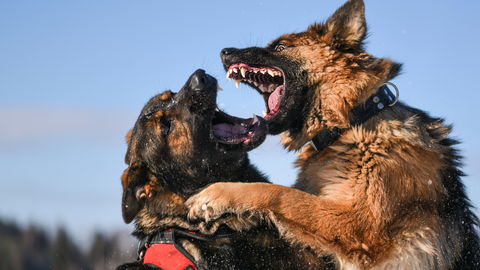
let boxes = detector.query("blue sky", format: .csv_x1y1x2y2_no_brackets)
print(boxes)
1,0,480,245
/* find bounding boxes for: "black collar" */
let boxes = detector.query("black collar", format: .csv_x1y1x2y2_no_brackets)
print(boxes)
310,83,399,152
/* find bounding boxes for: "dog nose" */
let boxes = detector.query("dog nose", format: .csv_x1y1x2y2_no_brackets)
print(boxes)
220,48,237,61
190,69,212,91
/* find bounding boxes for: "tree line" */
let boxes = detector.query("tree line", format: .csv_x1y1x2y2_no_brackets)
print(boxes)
0,218,137,270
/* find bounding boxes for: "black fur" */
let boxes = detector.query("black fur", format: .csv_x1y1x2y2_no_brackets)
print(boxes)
117,70,333,270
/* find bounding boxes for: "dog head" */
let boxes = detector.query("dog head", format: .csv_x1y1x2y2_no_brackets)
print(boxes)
220,0,402,150
121,69,267,223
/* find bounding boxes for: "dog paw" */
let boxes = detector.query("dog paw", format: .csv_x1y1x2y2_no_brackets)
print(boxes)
186,182,240,222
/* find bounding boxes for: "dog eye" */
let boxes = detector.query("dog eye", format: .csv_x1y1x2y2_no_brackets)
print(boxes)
275,44,286,52
162,120,172,136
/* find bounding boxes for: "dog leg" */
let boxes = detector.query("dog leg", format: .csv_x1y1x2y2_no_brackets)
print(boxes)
186,182,352,254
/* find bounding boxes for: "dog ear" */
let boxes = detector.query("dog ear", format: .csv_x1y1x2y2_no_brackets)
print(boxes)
325,0,366,43
121,165,148,224
125,129,133,165
126,129,133,145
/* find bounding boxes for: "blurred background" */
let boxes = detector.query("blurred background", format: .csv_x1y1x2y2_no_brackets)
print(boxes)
1,0,479,269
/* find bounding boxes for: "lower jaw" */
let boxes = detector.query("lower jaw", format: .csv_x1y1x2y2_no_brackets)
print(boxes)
264,107,281,120
264,113,275,120
214,133,256,145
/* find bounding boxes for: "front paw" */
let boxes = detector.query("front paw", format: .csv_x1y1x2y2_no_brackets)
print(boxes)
186,182,239,222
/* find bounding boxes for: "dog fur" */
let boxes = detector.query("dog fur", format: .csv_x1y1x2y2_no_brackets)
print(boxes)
116,70,331,270
186,1,480,269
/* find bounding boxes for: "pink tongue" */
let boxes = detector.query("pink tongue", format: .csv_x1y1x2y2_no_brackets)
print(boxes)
268,85,284,111
213,123,246,138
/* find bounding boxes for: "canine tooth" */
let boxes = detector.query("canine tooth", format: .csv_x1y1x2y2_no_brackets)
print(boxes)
252,115,259,125
268,70,274,77
228,77,232,82
235,79,241,89
240,67,247,78
262,110,267,117
226,71,231,79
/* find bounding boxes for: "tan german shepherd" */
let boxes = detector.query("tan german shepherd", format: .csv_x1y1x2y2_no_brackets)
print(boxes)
186,1,480,269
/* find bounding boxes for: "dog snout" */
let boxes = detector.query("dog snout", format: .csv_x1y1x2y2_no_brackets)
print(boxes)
190,69,213,91
220,48,238,61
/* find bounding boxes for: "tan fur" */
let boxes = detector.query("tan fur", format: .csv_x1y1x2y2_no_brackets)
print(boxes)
188,114,462,269
276,29,397,151
150,110,194,159
187,0,479,269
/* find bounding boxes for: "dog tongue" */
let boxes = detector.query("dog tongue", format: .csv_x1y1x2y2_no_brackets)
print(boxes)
268,85,284,112
213,123,247,138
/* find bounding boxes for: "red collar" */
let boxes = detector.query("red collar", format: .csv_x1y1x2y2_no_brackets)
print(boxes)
139,229,200,270
138,227,236,270
144,242,198,270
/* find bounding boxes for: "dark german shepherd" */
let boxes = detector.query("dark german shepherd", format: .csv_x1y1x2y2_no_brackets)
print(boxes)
186,1,480,269
116,70,330,270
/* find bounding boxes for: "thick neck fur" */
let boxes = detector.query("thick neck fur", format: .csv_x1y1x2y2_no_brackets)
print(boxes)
290,101,480,268
281,56,402,151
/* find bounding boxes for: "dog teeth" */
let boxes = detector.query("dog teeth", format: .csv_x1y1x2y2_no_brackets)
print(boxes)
217,85,223,92
240,67,247,78
258,85,268,92
268,84,277,92
233,68,238,74
235,79,241,89
267,70,274,77
252,114,259,125
262,110,267,117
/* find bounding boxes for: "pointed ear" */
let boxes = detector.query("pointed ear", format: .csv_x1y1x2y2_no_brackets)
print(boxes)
326,0,366,42
121,165,148,224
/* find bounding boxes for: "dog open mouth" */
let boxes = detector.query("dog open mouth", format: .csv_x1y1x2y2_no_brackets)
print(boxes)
211,107,263,145
226,64,285,119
